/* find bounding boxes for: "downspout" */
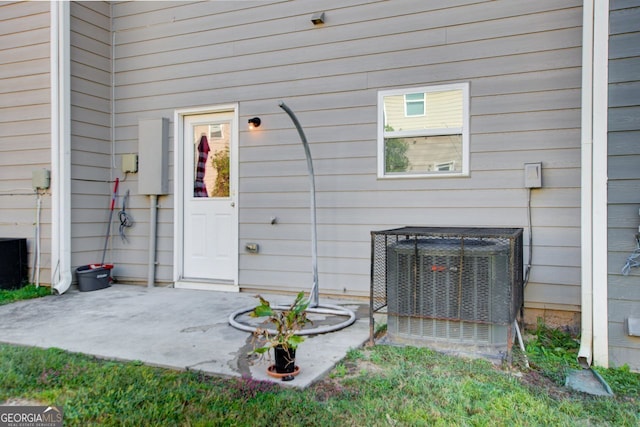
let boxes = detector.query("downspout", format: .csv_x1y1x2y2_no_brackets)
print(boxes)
110,4,116,173
578,0,595,368
591,0,610,368
578,0,609,368
51,1,72,295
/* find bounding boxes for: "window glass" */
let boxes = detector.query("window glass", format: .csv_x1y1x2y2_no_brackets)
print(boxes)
193,122,231,197
384,135,462,174
379,83,469,178
405,93,425,116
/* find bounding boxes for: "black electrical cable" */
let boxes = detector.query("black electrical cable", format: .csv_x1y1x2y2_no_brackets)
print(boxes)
523,188,533,288
118,190,133,243
622,234,640,275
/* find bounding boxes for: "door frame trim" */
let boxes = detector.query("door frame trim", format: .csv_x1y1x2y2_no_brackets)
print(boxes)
173,104,239,290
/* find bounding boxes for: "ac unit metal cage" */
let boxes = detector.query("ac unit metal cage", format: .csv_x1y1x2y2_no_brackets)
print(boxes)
370,227,523,360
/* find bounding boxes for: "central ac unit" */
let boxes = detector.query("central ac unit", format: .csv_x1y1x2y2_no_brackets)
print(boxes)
370,228,523,361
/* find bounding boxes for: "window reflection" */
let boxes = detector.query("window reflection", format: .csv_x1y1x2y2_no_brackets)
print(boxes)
382,87,465,175
193,123,230,197
384,135,462,173
384,89,463,132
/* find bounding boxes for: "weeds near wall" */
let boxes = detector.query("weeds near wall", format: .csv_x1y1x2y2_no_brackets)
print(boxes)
0,284,50,306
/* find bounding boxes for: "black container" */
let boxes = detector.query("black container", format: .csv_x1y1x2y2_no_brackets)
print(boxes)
0,238,28,290
76,265,111,292
274,345,296,381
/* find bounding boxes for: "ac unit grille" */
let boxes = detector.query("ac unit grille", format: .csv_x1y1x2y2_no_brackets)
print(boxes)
386,239,513,324
389,317,508,344
370,227,523,358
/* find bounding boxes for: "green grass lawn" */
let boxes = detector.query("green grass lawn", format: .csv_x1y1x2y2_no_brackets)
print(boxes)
1,340,638,426
0,287,638,426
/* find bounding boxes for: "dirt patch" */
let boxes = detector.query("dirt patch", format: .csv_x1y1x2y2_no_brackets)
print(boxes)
347,359,384,376
314,345,577,403
312,352,384,401
1,398,45,406
517,369,574,399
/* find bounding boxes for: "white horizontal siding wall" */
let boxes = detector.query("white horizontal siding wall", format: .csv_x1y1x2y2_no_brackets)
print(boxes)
0,1,51,284
111,0,583,307
608,1,640,371
69,1,113,272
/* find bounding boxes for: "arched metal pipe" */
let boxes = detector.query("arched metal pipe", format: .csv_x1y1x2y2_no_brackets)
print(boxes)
229,101,357,337
278,101,319,308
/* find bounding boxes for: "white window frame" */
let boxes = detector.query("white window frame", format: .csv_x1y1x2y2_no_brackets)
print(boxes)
377,82,470,179
436,161,455,171
209,123,223,139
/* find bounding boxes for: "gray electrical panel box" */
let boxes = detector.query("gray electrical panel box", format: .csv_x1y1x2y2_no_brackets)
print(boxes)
122,153,138,173
31,169,50,190
138,118,169,195
626,317,640,337
524,162,543,189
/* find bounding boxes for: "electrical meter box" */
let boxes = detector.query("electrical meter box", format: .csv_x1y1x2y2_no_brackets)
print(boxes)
32,169,50,190
138,118,169,195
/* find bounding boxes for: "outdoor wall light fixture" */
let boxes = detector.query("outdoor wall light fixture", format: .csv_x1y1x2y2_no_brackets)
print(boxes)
310,12,325,25
248,117,261,129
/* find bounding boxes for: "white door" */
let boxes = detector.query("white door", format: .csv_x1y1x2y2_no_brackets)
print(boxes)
177,111,238,291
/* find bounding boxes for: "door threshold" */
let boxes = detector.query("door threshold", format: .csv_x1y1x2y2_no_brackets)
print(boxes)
174,280,239,292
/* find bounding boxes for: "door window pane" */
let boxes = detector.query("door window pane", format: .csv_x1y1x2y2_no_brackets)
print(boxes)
193,122,230,197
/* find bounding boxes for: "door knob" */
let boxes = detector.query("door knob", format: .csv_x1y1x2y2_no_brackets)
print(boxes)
230,202,235,207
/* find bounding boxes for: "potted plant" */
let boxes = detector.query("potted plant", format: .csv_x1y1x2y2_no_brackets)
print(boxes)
249,291,312,381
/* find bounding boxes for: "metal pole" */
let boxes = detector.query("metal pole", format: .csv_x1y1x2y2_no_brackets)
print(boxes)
147,194,158,287
278,101,319,308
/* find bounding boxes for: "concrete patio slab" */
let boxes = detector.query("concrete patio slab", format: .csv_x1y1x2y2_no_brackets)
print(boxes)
0,285,370,388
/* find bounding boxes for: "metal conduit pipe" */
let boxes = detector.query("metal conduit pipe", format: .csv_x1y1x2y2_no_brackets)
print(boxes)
34,193,42,288
147,195,158,287
278,101,319,308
